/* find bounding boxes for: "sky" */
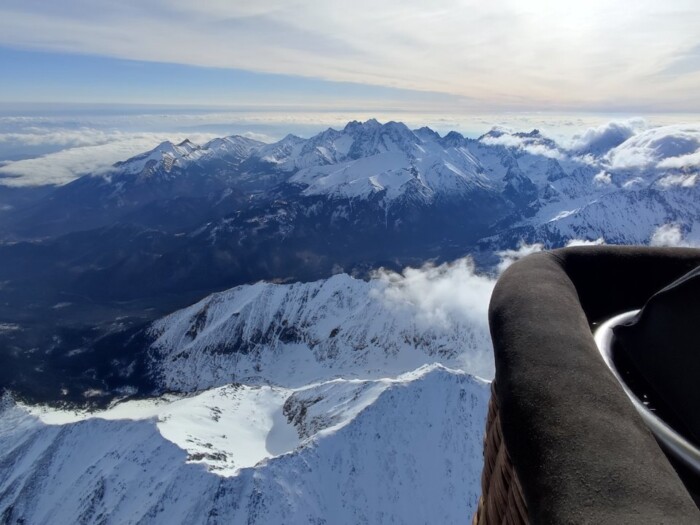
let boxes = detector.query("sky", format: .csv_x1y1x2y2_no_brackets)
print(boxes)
0,0,699,112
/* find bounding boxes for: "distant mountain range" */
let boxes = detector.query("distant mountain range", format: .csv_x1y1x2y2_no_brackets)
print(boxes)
2,119,696,302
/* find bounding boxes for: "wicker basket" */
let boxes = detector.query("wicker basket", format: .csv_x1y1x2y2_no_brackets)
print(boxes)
472,382,529,525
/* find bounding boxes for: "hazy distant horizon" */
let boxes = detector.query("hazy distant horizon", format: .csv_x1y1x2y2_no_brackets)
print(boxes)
1,105,699,188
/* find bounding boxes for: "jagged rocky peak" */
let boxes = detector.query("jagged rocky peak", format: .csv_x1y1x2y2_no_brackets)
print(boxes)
343,120,419,159
199,135,265,161
255,133,306,165
413,126,442,143
478,126,508,140
343,118,382,133
440,130,468,148
112,139,192,175
514,128,541,138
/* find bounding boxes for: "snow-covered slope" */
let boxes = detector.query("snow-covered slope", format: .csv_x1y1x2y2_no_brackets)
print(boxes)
148,271,494,392
0,366,489,525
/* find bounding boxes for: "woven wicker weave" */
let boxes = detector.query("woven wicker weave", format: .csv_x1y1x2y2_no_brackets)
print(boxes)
472,382,529,525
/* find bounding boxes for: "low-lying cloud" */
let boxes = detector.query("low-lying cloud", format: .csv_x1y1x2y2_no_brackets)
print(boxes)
649,224,699,247
373,258,495,331
569,119,645,155
480,131,563,159
566,238,605,247
372,257,496,379
605,124,700,171
495,243,544,274
593,171,612,185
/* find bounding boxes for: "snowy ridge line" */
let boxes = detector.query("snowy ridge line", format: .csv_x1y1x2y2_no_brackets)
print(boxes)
113,135,264,175
146,267,495,393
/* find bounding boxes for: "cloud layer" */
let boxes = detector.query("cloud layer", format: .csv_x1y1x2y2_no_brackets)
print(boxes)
1,1,699,110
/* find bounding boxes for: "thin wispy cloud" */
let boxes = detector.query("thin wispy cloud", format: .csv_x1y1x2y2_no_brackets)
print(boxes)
0,1,699,111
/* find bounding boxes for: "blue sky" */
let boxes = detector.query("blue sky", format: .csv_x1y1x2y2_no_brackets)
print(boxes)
0,0,699,112
0,47,457,110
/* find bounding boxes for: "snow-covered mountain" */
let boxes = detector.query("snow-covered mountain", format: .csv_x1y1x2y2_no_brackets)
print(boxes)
483,122,700,246
1,366,489,525
113,135,263,176
147,268,494,392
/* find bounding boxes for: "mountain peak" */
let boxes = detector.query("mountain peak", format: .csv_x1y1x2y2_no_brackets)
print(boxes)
514,129,542,138
440,130,467,148
343,118,383,133
155,140,176,151
414,126,441,141
479,127,508,140
281,133,305,143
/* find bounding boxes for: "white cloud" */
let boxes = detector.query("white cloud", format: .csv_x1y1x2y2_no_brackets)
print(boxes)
566,238,605,247
480,133,522,148
521,143,564,160
496,243,544,274
1,2,699,110
657,150,700,169
0,127,117,148
569,119,645,155
649,224,697,247
622,177,644,188
657,173,697,188
480,131,563,159
371,257,496,379
372,258,495,331
593,171,612,185
370,246,559,379
606,124,700,170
